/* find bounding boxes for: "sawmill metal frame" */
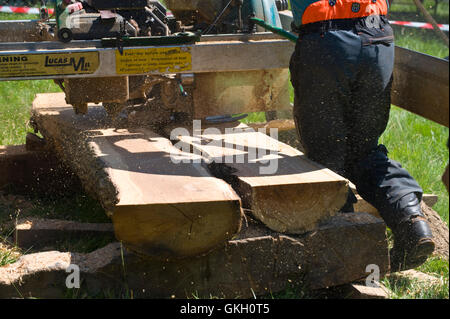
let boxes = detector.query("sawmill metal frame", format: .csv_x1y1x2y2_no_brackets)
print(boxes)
0,32,293,81
0,10,448,124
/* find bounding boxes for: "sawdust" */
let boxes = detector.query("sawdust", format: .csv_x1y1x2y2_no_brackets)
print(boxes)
421,202,449,260
0,193,29,263
276,129,305,153
0,192,35,232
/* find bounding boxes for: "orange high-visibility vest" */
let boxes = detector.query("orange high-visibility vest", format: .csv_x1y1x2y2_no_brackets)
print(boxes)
291,0,389,26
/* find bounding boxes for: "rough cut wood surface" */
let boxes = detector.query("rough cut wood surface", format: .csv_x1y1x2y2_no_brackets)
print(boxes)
0,213,388,299
31,93,243,259
169,123,349,234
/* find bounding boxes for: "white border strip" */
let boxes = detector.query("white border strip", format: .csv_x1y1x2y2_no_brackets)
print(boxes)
390,20,449,32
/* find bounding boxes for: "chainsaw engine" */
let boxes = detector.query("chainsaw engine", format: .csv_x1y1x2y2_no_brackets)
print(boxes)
56,0,288,40
56,0,171,41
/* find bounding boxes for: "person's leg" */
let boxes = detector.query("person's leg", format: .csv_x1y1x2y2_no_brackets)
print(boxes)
291,30,362,176
346,21,434,270
291,30,368,211
290,31,363,211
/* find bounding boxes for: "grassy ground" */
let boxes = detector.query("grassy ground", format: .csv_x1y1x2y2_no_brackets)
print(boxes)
380,2,449,299
0,4,449,299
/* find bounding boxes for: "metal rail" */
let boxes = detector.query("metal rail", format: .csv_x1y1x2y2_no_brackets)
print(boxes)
0,32,293,81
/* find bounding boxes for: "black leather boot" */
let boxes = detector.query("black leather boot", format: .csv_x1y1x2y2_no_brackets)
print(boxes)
389,193,435,272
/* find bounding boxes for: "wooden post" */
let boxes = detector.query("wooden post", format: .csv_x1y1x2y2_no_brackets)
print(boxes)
412,0,449,48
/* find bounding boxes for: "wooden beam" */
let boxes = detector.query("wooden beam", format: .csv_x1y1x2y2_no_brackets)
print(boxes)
392,46,449,127
169,123,349,234
31,93,243,259
13,218,115,251
0,213,389,298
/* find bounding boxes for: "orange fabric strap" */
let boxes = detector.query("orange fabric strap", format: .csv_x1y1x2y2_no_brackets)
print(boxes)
302,0,388,25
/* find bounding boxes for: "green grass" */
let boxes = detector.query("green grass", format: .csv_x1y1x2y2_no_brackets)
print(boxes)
0,13,52,146
392,26,449,59
389,0,449,24
0,80,61,145
379,3,449,300
380,106,449,223
0,248,18,266
383,257,449,299
382,5,449,226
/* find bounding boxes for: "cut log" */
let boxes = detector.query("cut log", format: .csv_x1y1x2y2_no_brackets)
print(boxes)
31,93,243,259
0,213,389,299
168,123,348,234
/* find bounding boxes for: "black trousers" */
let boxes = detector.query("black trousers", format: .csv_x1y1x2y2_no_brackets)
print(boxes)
289,17,423,228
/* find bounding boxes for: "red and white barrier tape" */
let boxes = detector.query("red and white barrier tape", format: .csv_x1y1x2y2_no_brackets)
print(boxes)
1,6,448,32
0,6,54,15
389,20,448,31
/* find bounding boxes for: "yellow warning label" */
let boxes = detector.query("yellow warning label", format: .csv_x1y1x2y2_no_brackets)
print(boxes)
0,52,99,78
116,47,192,74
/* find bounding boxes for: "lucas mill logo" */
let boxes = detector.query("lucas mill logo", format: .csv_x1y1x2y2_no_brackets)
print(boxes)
44,55,92,72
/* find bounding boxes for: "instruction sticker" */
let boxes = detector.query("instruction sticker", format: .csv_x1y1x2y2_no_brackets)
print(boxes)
116,47,192,74
0,52,99,78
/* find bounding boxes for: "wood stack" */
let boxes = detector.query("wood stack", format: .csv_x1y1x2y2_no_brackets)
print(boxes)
31,93,376,262
31,93,243,259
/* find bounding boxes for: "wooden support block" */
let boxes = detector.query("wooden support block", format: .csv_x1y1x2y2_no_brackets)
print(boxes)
31,93,243,259
344,283,390,299
13,218,115,251
169,123,348,234
0,213,389,299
